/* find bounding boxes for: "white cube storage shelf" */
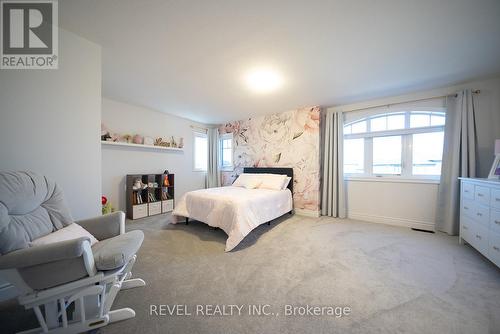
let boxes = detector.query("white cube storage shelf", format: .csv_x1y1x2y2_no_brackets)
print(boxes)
459,177,500,268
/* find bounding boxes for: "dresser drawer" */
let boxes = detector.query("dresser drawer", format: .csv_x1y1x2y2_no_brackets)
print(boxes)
149,202,162,216
132,204,148,219
162,199,174,213
488,231,500,268
474,185,491,206
460,216,474,242
474,204,490,227
461,199,475,218
490,209,500,234
469,223,489,255
491,189,500,209
462,182,475,200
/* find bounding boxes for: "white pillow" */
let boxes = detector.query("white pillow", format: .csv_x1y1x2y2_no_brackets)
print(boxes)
281,176,292,190
243,179,262,189
232,173,261,187
30,223,98,247
257,174,287,190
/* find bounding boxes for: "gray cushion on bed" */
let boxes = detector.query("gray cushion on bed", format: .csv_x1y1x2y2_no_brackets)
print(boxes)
92,230,144,271
0,171,74,254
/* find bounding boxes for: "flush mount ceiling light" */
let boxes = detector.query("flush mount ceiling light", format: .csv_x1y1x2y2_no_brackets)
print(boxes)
244,68,283,93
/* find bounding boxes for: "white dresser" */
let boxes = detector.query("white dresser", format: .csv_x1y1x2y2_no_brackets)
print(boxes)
459,178,500,268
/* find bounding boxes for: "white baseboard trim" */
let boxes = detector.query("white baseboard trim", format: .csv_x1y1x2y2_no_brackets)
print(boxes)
348,212,435,231
294,209,321,218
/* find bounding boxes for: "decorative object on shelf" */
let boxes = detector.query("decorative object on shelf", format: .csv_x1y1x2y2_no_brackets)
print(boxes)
163,169,169,175
100,124,181,149
121,134,132,143
163,175,170,187
101,123,112,141
170,136,177,148
101,195,115,215
133,134,143,144
155,137,171,147
178,137,184,148
101,123,120,142
488,139,500,179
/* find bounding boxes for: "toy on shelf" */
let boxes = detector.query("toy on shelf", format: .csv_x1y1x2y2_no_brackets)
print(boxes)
132,178,147,191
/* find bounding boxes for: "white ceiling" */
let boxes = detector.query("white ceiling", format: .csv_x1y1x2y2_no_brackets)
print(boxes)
60,0,500,124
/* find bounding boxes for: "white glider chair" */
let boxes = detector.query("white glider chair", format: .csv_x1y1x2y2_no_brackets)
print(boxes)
0,171,146,333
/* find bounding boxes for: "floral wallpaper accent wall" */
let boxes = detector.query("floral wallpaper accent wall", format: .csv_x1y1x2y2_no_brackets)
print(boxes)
219,106,321,211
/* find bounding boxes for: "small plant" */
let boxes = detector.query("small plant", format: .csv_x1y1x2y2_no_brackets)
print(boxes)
102,196,115,215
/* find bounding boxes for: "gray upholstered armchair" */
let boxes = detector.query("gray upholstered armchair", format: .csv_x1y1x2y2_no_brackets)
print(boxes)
0,171,145,333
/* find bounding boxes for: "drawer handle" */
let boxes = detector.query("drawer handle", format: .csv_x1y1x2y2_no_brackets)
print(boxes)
495,220,500,225
464,190,469,193
477,213,482,217
475,235,482,240
463,226,468,230
477,193,484,197
464,206,469,210
494,246,500,252
496,198,500,202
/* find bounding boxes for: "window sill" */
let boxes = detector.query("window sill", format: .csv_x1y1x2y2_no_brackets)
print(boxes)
345,176,440,185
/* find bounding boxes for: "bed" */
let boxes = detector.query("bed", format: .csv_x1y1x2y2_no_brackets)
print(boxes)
172,167,293,251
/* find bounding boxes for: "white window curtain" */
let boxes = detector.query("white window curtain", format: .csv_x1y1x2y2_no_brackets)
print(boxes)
321,110,346,218
436,89,477,235
206,128,221,188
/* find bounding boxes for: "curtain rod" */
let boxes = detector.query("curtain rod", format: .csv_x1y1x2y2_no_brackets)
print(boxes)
341,90,481,114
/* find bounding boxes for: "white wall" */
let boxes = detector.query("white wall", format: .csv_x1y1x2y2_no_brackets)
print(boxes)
346,180,438,230
330,76,500,230
101,98,207,212
0,29,102,220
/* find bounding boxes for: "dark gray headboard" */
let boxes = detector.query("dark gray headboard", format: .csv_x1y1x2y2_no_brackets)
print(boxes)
243,167,293,195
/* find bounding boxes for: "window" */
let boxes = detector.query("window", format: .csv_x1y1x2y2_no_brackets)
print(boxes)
412,132,444,175
344,138,364,174
343,110,445,179
193,132,208,171
372,135,402,175
220,133,233,170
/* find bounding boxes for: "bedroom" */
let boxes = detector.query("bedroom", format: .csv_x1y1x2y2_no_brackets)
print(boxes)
0,0,500,333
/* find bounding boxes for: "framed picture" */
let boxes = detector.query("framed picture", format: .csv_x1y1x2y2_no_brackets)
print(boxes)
488,154,500,179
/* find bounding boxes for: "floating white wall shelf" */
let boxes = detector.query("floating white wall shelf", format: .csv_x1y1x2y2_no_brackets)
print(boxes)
101,141,183,152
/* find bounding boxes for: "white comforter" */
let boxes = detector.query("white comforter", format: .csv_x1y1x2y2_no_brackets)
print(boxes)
172,186,293,251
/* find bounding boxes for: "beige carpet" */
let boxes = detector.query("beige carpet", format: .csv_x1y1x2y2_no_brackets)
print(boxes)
1,214,500,334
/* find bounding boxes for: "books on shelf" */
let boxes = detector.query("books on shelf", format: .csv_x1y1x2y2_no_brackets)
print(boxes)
133,190,167,204
133,192,143,205
161,190,171,200
148,192,157,202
